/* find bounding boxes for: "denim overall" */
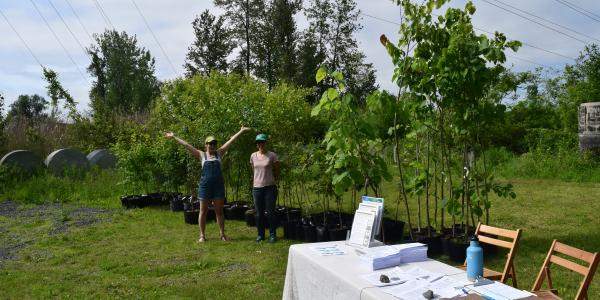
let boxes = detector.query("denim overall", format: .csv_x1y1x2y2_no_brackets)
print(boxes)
198,152,225,201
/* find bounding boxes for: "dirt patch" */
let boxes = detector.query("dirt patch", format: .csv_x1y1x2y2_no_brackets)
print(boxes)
0,200,115,267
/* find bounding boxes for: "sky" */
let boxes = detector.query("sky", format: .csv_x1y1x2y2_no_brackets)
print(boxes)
1,0,600,115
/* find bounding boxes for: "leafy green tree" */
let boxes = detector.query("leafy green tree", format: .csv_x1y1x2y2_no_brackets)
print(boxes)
383,0,519,236
304,0,377,103
214,0,266,75
559,44,600,133
295,29,326,103
7,94,48,120
184,10,235,76
87,30,160,115
42,67,78,120
254,0,302,88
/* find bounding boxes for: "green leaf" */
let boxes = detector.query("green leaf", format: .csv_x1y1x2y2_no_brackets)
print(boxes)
327,88,339,100
331,71,344,82
316,66,327,83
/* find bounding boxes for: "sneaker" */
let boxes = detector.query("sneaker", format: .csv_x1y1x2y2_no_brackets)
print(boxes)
269,236,277,243
256,236,264,243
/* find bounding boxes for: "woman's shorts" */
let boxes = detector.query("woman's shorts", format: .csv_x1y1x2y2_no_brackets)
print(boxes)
198,181,226,201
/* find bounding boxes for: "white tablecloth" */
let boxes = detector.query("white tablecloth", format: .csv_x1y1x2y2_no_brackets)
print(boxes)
282,241,473,300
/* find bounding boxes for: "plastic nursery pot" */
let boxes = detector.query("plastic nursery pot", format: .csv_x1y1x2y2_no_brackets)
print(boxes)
170,195,185,212
302,224,317,243
245,209,256,227
382,219,405,244
447,237,469,263
184,210,199,225
120,195,140,209
206,206,216,222
287,208,302,221
328,225,348,241
316,225,329,242
295,221,304,241
283,219,298,240
341,212,354,227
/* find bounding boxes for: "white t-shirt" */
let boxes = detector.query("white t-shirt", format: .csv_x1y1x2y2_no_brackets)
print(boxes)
250,151,279,188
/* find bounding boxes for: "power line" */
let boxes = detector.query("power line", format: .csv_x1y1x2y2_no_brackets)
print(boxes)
47,0,88,56
490,0,600,44
130,0,178,75
359,12,575,62
506,54,551,69
64,0,93,42
552,0,600,23
0,8,43,66
480,0,588,45
91,0,114,29
29,0,88,82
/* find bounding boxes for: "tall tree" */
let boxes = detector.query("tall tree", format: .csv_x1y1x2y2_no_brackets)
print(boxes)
87,30,160,115
214,0,265,75
304,0,377,103
271,0,301,81
7,94,48,120
42,67,78,119
185,10,235,76
296,29,324,89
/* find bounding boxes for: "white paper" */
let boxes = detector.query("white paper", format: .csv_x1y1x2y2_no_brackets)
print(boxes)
381,279,430,299
402,266,444,282
309,245,346,256
361,196,384,235
467,282,536,300
360,267,413,287
348,210,376,247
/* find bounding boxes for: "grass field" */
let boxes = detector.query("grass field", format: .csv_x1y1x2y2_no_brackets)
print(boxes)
1,176,599,299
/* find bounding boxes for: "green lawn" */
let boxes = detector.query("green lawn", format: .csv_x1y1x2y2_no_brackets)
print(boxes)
1,178,599,299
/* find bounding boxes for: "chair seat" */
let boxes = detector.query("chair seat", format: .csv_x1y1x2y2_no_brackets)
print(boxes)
532,290,561,300
457,266,504,280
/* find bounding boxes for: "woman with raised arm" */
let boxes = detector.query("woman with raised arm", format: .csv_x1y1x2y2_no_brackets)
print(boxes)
165,126,251,242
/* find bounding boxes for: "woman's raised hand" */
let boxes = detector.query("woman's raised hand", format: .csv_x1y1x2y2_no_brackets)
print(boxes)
240,126,251,133
164,132,175,139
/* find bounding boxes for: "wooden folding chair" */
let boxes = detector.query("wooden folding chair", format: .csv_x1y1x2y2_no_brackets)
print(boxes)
531,239,599,300
460,222,522,288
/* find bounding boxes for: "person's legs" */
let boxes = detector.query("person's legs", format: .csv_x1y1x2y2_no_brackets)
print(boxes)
198,200,208,242
213,199,227,240
265,185,277,240
265,185,277,242
253,187,266,240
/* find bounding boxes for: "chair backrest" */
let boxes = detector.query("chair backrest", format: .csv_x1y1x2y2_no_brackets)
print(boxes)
532,239,599,300
474,222,522,283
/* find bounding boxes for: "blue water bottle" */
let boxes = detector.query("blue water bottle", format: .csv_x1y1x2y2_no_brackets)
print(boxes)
466,235,484,281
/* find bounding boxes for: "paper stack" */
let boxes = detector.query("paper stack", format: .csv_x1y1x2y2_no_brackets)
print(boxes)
358,243,428,270
393,243,428,263
359,246,403,270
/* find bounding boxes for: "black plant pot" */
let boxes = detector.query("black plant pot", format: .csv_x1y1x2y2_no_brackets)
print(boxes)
316,225,329,242
328,226,348,241
283,219,298,239
286,208,302,221
120,195,140,209
295,221,304,240
170,195,185,212
447,237,469,263
302,224,317,243
341,212,354,226
245,209,256,227
417,233,443,257
184,210,199,225
225,202,249,220
382,219,405,244
206,206,216,221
